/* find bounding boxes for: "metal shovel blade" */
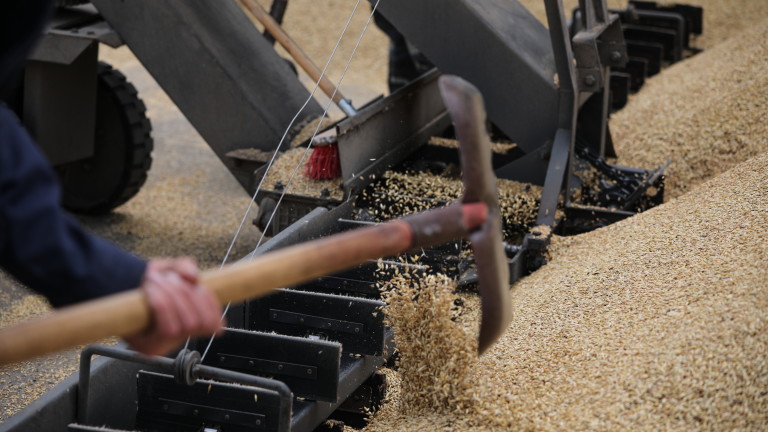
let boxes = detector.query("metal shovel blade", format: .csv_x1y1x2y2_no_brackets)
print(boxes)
438,75,513,354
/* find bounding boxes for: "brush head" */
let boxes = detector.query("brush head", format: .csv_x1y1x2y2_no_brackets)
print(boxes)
304,137,341,180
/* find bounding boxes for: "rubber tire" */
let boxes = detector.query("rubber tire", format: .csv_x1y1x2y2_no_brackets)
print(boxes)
58,62,153,214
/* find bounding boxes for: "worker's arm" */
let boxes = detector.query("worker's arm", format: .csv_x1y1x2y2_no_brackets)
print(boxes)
0,104,223,354
126,257,223,356
0,0,222,356
0,104,147,306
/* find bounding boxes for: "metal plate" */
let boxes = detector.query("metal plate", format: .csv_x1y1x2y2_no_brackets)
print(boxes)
293,258,430,298
194,328,342,403
91,0,323,193
136,371,283,432
248,289,386,356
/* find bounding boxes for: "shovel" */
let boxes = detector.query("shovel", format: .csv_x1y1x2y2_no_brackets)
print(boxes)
0,76,511,366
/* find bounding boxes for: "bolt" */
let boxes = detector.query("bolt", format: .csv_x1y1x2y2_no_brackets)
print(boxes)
219,356,226,363
583,75,597,86
307,368,313,375
224,414,230,421
249,360,255,367
610,51,622,62
255,419,262,426
277,364,284,371
354,327,360,333
193,409,199,416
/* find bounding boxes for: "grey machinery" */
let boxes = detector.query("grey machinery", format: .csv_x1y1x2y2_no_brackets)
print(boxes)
1,1,702,431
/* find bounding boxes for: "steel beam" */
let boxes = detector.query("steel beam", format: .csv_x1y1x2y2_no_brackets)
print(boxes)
375,0,559,158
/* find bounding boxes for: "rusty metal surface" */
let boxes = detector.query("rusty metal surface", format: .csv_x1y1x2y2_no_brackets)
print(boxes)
438,75,511,354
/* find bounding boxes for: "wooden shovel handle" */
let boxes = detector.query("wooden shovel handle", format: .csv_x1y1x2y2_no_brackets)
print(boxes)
200,221,412,303
237,0,346,105
0,203,486,366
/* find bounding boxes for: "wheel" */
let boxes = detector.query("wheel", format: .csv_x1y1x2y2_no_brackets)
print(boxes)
58,62,153,214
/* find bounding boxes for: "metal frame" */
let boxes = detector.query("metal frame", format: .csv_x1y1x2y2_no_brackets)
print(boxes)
252,70,450,235
78,345,292,431
376,0,559,184
374,0,668,271
2,1,683,431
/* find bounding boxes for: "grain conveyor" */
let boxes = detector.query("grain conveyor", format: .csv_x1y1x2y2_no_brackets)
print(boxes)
1,1,702,431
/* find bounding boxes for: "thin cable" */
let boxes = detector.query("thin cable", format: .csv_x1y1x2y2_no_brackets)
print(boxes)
249,0,383,258
223,1,383,356
198,0,373,360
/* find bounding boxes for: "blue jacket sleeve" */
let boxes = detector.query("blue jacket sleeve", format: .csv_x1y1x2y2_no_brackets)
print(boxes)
0,104,147,307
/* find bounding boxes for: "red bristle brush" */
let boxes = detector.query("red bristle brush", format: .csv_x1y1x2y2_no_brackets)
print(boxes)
304,135,341,180
239,0,358,179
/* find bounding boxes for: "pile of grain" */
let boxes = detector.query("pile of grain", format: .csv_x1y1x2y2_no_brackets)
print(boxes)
518,0,768,49
611,20,768,199
372,263,521,431
681,0,768,48
289,116,335,148
261,147,345,200
365,170,541,239
365,150,768,431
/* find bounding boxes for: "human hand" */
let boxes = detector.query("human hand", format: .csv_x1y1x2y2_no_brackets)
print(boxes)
124,258,224,356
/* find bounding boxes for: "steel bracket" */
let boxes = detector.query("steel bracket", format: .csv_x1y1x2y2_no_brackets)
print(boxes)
572,13,627,93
